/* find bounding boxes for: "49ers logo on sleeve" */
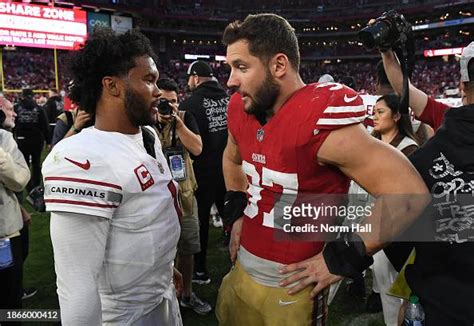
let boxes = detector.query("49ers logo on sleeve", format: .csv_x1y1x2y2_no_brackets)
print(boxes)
134,164,154,191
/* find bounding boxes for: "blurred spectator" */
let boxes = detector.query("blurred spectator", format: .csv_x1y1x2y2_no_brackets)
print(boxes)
179,61,229,285
340,76,357,90
318,73,335,83
44,89,64,137
154,78,211,315
0,97,31,313
36,95,47,108
51,107,93,147
14,89,50,192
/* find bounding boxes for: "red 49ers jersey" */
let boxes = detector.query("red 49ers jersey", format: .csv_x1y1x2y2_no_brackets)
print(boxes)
228,83,365,264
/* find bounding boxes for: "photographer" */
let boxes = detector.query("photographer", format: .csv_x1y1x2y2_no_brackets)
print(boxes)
155,78,211,315
0,97,31,312
51,107,94,147
362,11,474,324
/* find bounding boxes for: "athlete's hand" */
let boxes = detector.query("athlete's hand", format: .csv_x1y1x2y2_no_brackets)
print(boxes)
229,217,243,264
173,267,183,298
279,252,342,298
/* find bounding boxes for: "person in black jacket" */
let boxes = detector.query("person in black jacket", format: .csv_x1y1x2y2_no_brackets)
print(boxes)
179,61,230,284
14,88,50,191
381,41,474,325
44,89,64,136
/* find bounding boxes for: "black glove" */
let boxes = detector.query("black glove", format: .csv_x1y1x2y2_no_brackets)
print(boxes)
323,233,373,279
222,191,247,226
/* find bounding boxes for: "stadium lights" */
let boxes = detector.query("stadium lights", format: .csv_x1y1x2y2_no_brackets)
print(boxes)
184,54,210,60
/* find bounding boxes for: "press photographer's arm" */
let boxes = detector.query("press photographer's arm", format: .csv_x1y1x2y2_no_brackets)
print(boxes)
381,50,429,118
158,101,202,156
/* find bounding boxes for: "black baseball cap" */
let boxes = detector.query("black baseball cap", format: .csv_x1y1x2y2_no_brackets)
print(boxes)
187,60,214,77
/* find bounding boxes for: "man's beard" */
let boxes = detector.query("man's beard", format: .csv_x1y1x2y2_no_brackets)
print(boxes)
124,87,156,127
4,120,15,129
246,70,280,118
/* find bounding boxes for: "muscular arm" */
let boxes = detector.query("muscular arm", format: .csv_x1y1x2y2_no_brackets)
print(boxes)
50,212,110,325
223,132,247,192
222,132,248,262
318,124,429,253
381,50,429,118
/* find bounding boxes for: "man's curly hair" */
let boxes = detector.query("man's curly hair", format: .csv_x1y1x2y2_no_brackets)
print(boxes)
68,27,157,114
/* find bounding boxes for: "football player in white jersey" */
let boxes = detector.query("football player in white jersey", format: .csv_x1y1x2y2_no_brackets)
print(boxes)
42,28,182,325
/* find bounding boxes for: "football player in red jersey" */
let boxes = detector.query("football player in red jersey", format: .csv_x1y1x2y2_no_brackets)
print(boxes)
216,13,429,326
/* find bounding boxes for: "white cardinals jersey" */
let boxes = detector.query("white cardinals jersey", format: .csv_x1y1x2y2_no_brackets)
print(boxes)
42,127,181,323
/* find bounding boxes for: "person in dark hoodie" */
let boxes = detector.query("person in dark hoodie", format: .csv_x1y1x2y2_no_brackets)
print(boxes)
179,60,229,285
14,88,50,191
381,41,474,325
44,89,64,137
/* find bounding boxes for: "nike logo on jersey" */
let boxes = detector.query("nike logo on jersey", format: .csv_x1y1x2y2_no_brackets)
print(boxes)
65,157,91,170
279,299,299,306
344,94,359,103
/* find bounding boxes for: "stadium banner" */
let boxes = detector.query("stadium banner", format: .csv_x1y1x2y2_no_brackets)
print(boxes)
87,12,110,32
111,15,132,34
424,47,464,57
0,1,87,50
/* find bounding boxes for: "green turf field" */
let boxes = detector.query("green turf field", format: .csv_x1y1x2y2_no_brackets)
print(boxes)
21,201,384,326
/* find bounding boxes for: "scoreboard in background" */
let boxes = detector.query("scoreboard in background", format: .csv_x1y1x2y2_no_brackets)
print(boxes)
0,1,87,50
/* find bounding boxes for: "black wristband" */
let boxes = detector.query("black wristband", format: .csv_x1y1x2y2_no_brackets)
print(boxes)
222,191,247,226
323,233,373,279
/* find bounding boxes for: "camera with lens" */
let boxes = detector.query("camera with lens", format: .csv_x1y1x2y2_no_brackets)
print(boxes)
358,10,412,51
157,98,173,115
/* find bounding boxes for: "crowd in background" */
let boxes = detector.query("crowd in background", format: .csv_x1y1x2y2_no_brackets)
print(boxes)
0,48,462,104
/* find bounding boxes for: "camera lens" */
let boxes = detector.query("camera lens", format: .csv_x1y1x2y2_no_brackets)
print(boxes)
358,20,391,50
158,98,172,115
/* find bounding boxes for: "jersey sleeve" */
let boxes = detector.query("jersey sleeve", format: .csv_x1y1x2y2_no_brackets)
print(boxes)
226,93,245,142
309,83,366,158
314,83,366,130
418,96,450,131
42,140,123,219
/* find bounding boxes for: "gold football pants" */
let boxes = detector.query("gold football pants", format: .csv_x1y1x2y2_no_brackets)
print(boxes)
216,261,328,326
